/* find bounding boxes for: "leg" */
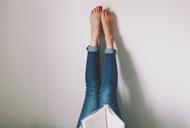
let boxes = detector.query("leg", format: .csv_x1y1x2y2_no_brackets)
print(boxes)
99,9,122,118
76,46,100,128
99,49,122,118
76,6,102,128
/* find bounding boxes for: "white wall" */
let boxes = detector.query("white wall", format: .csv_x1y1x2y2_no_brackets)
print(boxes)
1,0,190,128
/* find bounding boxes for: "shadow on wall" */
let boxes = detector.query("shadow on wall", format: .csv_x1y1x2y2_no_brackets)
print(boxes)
112,12,159,128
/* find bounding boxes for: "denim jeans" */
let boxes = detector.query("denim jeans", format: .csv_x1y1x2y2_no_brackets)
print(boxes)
76,45,122,128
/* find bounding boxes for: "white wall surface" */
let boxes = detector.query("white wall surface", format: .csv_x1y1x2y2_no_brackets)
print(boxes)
1,0,190,128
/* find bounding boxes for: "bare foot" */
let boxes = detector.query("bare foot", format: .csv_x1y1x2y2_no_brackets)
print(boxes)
90,6,102,47
101,9,114,48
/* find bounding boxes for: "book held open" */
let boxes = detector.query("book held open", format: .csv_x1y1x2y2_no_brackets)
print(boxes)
80,104,125,128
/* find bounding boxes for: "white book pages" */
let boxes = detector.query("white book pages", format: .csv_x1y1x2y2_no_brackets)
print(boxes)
106,105,125,128
82,106,107,128
81,104,125,128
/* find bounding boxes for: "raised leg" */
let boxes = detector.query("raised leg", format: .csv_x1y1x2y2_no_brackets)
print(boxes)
76,6,102,128
76,46,101,128
99,9,122,118
99,49,122,118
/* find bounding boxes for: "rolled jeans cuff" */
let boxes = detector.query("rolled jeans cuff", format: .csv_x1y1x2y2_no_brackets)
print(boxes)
105,48,116,54
86,45,99,52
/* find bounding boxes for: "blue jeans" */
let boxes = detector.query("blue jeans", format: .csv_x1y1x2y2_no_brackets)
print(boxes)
76,45,122,128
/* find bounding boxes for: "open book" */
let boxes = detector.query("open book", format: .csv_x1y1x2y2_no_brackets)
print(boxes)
80,104,125,128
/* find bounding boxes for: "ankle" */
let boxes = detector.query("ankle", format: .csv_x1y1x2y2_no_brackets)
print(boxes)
106,43,114,48
105,36,114,48
91,38,99,46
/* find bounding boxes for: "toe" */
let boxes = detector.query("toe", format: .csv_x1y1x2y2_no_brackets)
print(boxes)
98,6,102,12
109,12,112,17
106,10,111,17
96,6,100,12
94,8,96,12
91,10,93,14
95,7,98,12
103,10,106,16
105,10,108,16
107,11,111,15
